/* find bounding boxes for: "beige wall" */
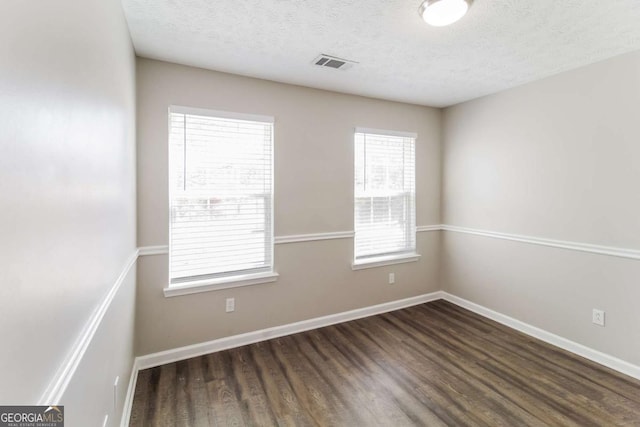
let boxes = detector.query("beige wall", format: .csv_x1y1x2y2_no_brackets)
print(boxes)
0,0,137,422
136,58,441,355
442,51,640,365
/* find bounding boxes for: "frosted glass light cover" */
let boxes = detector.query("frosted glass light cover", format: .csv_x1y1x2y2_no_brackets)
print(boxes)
420,0,470,27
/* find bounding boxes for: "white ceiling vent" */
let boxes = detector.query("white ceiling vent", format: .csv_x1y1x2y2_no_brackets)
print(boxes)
313,54,357,71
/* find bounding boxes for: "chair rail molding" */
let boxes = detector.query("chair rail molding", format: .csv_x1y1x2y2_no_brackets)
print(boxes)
442,225,640,261
39,249,139,406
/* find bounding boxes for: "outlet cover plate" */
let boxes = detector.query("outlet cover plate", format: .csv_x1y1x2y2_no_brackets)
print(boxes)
592,309,605,326
226,298,235,313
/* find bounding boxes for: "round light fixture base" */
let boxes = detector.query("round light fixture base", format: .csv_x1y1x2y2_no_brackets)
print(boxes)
419,0,473,27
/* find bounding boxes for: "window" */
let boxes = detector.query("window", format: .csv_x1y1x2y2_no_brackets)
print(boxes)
354,128,417,267
168,106,275,291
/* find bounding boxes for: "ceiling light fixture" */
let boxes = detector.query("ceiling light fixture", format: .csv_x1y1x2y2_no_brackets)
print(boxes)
418,0,472,27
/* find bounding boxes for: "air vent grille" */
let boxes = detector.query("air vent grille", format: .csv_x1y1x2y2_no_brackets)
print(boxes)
313,54,357,70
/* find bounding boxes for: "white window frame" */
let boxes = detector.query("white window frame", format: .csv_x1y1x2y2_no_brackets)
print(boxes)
352,127,420,270
164,106,278,297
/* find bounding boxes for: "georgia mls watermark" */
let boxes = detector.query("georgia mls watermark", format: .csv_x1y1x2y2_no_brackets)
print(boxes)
0,406,64,427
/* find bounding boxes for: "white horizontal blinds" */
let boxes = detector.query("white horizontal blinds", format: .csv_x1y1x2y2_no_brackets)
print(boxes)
169,109,273,283
354,130,416,260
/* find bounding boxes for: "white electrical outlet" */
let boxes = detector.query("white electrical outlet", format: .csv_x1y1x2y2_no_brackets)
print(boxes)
226,298,235,313
592,309,605,326
113,376,119,411
389,273,395,284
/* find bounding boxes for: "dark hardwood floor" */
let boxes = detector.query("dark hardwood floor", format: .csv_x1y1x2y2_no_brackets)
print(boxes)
129,300,640,426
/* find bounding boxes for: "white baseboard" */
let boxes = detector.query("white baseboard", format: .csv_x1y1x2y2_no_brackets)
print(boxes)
120,359,140,427
442,292,640,381
120,291,442,425
135,291,443,370
121,290,640,426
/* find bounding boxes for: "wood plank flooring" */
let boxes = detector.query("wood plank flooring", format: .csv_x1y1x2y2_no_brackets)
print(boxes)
129,300,640,426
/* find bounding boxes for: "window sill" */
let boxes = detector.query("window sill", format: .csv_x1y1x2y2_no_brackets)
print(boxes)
164,271,279,298
352,253,421,270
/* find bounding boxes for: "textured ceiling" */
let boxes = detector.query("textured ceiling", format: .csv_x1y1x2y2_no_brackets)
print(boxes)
122,0,640,107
